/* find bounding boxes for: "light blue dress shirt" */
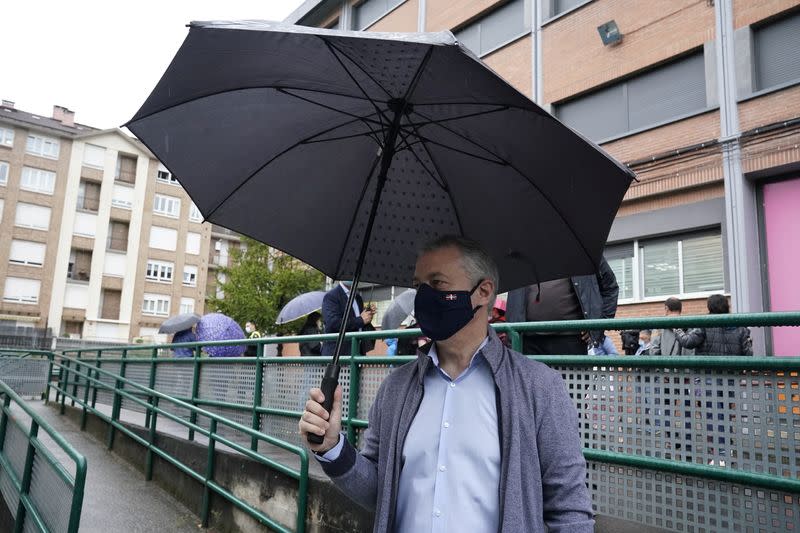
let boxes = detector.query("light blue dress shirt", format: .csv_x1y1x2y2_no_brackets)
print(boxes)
319,338,500,532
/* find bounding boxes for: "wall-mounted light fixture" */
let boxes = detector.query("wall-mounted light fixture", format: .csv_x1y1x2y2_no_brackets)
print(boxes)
597,20,623,46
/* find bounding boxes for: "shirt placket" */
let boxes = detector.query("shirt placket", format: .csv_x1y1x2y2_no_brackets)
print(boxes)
430,372,456,532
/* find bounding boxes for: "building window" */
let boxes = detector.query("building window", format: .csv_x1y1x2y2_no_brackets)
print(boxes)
183,265,198,286
0,127,13,147
14,203,51,230
353,0,405,30
180,297,195,315
62,320,83,338
2,277,40,304
111,183,134,209
605,230,724,302
0,199,4,221
149,226,178,251
552,0,587,17
0,161,8,186
26,134,60,159
143,294,171,316
455,0,528,57
67,249,92,282
82,144,106,168
156,166,180,186
185,232,201,255
9,240,46,267
115,154,137,184
555,52,707,142
20,166,56,195
146,260,174,283
754,11,800,92
153,194,181,218
189,202,202,223
77,180,101,212
100,289,122,320
107,221,129,251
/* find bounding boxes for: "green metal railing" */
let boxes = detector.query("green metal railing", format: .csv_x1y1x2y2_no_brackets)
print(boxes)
51,311,800,529
50,353,309,533
0,349,55,399
0,379,86,533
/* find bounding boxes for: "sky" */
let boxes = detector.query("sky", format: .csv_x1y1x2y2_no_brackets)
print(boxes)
1,0,305,129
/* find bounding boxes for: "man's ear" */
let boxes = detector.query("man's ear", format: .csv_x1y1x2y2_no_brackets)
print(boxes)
477,278,495,305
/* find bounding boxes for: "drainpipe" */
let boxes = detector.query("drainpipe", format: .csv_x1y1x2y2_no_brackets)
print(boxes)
418,0,426,31
714,0,764,348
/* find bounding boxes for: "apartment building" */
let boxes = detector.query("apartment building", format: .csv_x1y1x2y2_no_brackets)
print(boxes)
287,0,800,354
0,101,212,342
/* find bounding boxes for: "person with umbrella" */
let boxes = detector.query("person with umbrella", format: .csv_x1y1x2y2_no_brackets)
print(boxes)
299,236,593,532
321,281,375,356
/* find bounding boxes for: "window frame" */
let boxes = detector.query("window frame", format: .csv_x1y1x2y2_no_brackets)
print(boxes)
153,194,181,218
179,297,195,315
145,259,175,283
14,202,51,231
0,161,8,186
188,202,202,223
156,169,180,186
8,240,46,267
605,229,725,304
20,166,56,195
142,293,171,317
0,127,13,147
2,277,40,305
454,0,530,58
25,134,60,159
182,265,198,287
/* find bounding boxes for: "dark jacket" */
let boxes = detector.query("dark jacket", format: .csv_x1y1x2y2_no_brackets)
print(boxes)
316,329,594,532
299,324,322,356
650,328,694,356
321,285,364,357
675,326,753,356
506,258,619,344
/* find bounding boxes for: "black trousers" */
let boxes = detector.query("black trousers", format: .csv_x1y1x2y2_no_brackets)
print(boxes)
522,334,586,355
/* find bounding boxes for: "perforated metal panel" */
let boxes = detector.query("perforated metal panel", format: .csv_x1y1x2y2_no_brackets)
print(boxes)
0,357,50,397
153,362,194,421
198,361,256,407
121,362,152,413
28,451,73,533
357,365,395,419
93,362,121,407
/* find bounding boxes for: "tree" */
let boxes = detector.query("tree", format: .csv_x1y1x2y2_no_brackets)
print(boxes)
207,238,325,335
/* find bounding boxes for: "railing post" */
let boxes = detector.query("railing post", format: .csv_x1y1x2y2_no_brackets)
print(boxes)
509,328,522,353
188,345,201,441
201,419,218,528
60,358,70,415
250,343,264,452
54,354,64,404
347,337,361,445
13,420,39,533
144,347,158,428
0,395,10,447
146,396,160,481
107,348,128,450
70,351,81,407
44,352,54,404
80,362,93,430
91,358,102,409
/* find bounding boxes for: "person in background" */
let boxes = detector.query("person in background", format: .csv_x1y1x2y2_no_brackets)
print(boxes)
650,297,694,355
506,258,619,355
675,294,753,356
620,330,641,356
489,299,510,347
588,334,619,355
636,330,652,355
244,320,262,357
321,281,375,356
299,312,323,356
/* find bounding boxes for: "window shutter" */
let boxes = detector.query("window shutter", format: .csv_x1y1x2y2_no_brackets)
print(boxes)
755,12,800,90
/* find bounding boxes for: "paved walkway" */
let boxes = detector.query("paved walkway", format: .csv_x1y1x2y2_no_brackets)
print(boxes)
23,398,212,533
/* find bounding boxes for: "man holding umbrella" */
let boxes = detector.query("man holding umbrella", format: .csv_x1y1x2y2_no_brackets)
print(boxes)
300,236,593,532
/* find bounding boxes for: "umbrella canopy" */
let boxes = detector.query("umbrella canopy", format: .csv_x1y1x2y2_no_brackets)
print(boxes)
381,289,417,331
276,291,327,325
158,312,201,334
126,21,634,293
196,313,245,357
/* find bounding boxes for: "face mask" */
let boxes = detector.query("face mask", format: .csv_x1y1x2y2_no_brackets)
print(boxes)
341,281,353,289
414,281,483,341
245,326,252,333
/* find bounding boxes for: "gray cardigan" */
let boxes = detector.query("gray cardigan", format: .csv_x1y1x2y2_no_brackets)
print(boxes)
317,330,594,532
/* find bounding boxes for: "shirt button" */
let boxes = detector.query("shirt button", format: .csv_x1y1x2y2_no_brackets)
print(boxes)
443,422,450,428
450,382,456,388
439,465,446,472
434,509,442,517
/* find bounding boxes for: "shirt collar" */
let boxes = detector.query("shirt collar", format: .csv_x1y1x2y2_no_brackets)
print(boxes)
339,282,350,295
417,328,506,384
426,336,490,370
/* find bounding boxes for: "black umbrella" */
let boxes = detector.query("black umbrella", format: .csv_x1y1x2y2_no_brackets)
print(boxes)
158,313,201,334
126,21,634,444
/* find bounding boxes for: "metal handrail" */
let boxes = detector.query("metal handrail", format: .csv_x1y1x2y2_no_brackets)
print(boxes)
50,352,309,533
0,379,87,533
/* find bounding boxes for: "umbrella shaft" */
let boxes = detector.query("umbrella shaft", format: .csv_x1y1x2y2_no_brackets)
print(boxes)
330,102,407,364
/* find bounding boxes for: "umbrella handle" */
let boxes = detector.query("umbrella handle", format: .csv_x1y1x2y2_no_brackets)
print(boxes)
307,363,340,445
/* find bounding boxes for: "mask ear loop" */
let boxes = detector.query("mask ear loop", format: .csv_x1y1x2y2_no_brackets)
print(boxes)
470,279,488,314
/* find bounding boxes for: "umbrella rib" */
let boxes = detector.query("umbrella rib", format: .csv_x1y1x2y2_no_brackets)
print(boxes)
332,152,383,278
204,113,382,219
123,85,390,127
404,130,507,165
405,120,466,236
320,38,391,140
404,105,510,128
302,130,382,146
414,109,597,266
395,128,448,191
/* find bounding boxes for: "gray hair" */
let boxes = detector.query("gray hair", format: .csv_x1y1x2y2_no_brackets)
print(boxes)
420,235,499,310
